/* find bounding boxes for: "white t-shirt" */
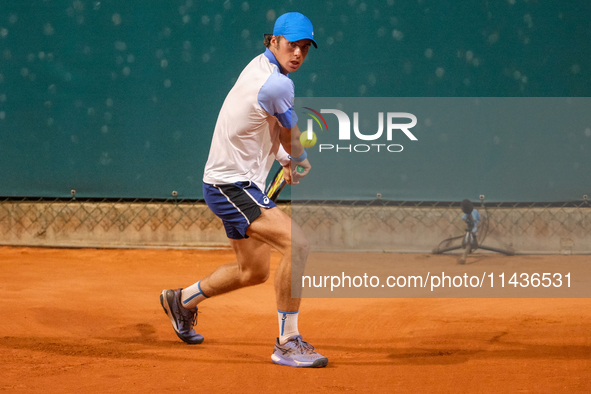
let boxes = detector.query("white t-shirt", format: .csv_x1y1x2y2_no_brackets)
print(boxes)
203,49,296,191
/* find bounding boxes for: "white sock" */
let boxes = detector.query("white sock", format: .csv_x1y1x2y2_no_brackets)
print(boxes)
181,281,209,309
278,310,299,344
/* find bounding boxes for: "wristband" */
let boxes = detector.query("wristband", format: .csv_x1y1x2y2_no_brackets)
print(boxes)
289,150,307,163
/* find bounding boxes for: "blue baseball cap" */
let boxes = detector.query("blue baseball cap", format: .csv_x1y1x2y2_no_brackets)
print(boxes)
272,12,317,48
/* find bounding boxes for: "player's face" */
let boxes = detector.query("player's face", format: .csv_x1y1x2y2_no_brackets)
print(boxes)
272,37,312,74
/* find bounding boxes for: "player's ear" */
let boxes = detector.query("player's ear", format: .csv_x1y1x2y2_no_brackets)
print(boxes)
270,35,284,49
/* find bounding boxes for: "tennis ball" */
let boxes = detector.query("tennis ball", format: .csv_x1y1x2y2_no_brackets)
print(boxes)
300,131,317,148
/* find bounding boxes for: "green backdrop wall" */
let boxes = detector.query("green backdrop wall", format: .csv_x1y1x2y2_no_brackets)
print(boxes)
0,0,589,200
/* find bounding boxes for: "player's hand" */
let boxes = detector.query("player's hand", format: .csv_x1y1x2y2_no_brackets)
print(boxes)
290,158,311,185
282,164,293,185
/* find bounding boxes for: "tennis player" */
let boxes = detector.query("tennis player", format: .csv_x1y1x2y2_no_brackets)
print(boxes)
160,12,328,368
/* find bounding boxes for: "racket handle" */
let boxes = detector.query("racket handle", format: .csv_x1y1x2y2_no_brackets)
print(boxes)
296,165,305,174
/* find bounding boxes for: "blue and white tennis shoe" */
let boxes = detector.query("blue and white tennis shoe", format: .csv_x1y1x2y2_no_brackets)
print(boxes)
271,335,328,368
160,288,204,344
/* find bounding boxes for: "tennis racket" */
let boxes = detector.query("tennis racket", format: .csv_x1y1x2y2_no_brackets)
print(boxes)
265,165,305,202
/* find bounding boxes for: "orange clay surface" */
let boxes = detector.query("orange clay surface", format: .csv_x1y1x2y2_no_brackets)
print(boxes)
1,246,590,393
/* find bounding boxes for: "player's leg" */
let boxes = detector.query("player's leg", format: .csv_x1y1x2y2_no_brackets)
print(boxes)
245,207,328,368
244,206,308,311
181,206,301,310
160,181,275,345
195,237,271,297
161,234,271,345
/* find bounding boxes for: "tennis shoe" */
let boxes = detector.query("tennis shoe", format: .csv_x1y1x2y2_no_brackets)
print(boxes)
271,335,328,368
160,288,204,344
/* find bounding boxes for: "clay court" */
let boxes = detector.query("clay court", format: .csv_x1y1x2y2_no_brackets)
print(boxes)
2,1,590,392
1,246,590,393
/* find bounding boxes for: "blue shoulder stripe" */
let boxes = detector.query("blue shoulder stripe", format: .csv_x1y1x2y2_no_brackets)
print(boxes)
258,69,298,128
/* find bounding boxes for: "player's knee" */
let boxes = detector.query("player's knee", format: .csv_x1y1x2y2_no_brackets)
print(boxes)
250,268,270,285
241,266,270,286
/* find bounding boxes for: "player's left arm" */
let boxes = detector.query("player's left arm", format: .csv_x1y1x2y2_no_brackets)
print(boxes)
279,124,310,184
258,72,310,183
278,123,302,156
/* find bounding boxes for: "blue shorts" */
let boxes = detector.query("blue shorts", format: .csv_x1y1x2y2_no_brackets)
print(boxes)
202,181,277,239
